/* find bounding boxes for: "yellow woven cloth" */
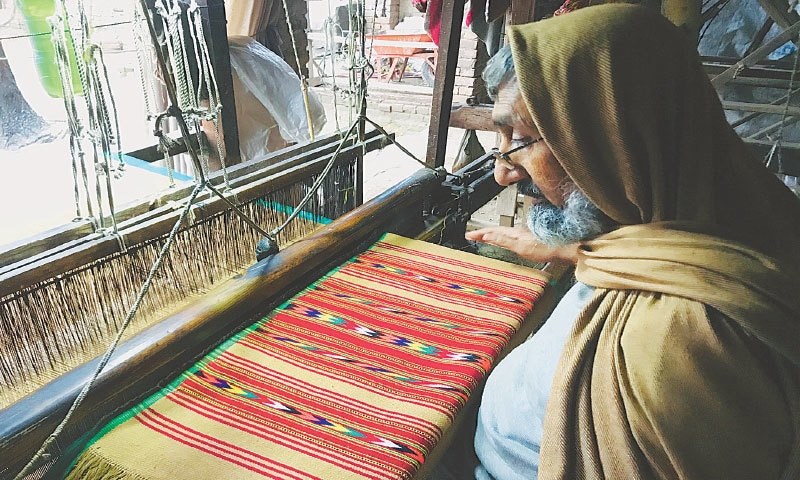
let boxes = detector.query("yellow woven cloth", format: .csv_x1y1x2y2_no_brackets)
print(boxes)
67,233,548,479
508,5,800,479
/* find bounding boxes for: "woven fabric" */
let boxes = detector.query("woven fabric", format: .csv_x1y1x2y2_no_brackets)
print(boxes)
68,233,548,480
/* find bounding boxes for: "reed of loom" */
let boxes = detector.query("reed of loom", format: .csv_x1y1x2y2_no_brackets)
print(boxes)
0,159,574,479
0,130,389,411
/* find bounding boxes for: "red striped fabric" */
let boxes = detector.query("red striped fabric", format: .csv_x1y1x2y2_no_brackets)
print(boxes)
69,234,548,480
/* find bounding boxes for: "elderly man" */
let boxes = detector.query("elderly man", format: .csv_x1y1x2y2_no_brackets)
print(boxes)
465,5,800,480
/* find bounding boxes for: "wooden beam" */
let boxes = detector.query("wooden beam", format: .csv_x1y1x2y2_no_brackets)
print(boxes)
744,116,800,139
722,100,800,116
711,19,800,87
744,16,776,57
0,134,390,297
450,103,494,131
425,1,466,168
0,132,362,270
511,0,536,24
757,0,800,33
205,0,241,165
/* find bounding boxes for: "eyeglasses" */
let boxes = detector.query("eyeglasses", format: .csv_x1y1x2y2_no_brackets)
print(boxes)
491,137,542,167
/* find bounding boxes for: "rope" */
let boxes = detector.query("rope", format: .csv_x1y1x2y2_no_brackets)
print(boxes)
188,0,230,188
323,16,342,131
278,0,316,140
153,0,234,185
133,7,155,119
13,183,206,480
269,118,360,241
766,32,800,173
48,12,88,220
52,0,125,234
94,46,126,175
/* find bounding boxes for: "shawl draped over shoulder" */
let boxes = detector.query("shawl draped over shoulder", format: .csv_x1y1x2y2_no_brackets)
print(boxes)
507,5,800,479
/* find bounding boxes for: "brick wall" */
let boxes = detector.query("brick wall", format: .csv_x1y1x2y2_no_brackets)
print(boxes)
366,0,402,33
453,28,490,103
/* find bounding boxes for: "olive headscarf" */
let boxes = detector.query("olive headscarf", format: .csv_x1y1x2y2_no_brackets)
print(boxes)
507,5,800,479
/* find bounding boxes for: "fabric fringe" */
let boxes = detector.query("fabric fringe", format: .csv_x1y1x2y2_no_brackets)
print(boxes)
66,446,150,480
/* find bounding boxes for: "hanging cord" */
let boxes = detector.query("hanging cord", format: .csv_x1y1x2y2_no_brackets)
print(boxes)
12,183,206,480
323,16,342,131
56,0,125,234
48,12,93,221
278,0,316,140
154,111,181,186
69,0,107,228
93,46,126,176
88,45,123,235
135,0,277,237
133,5,156,121
154,0,233,186
766,32,800,173
187,0,230,190
363,116,426,167
262,0,422,249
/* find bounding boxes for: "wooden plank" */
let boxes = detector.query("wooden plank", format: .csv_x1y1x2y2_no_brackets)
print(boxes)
450,103,494,131
744,17,776,57
0,223,95,271
0,168,444,479
425,0,466,168
705,63,796,87
722,100,800,116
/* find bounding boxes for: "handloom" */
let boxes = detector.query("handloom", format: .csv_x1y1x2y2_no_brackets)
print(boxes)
1,163,567,479
67,233,548,479
0,131,389,409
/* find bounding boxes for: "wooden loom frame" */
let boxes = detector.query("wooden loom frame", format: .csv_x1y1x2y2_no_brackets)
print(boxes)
0,1,577,478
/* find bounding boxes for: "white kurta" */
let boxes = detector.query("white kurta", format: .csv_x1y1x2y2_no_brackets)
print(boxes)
474,282,595,480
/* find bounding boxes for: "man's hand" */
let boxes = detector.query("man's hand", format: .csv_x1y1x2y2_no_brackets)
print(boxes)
465,226,579,265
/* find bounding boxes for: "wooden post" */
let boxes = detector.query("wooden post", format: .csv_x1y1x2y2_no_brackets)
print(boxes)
205,0,242,165
511,0,536,25
425,1,466,168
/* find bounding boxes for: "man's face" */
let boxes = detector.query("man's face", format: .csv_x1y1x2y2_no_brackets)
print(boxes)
491,80,571,207
491,80,611,246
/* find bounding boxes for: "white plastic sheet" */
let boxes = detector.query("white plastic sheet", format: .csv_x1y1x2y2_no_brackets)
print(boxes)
228,35,326,159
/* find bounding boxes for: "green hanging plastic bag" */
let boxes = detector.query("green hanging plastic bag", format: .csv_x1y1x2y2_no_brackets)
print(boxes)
17,0,83,98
